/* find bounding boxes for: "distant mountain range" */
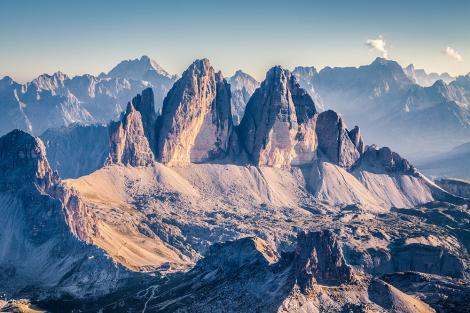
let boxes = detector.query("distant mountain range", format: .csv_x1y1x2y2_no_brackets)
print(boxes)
1,56,470,163
0,56,176,135
403,64,455,87
418,141,470,179
292,58,470,160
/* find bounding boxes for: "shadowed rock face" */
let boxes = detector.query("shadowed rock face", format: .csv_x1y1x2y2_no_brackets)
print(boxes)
106,102,154,167
155,59,233,165
294,230,356,291
356,145,416,175
348,125,364,154
238,66,318,167
0,129,59,193
315,110,361,168
130,87,157,151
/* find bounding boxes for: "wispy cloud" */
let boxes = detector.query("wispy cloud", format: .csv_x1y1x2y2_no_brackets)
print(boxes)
443,46,462,62
365,35,388,59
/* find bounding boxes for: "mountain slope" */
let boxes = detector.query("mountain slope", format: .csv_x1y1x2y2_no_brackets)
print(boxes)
0,130,139,300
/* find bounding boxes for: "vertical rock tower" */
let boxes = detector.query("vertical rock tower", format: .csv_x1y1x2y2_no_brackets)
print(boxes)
238,66,318,167
155,59,233,165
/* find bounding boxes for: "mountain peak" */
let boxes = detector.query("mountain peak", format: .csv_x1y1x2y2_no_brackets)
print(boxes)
106,90,155,167
370,57,400,68
293,66,318,77
229,70,258,86
0,76,15,84
265,65,289,81
238,66,318,167
155,59,232,165
107,55,171,80
184,58,212,77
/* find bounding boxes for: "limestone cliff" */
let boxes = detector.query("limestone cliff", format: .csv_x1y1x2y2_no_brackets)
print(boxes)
238,66,318,167
155,59,233,165
106,102,154,167
315,110,362,168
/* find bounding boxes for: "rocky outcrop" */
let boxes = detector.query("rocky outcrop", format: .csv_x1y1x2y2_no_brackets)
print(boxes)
294,230,356,291
355,145,416,175
130,87,157,149
155,59,233,165
106,102,154,167
198,237,279,273
315,110,361,168
238,66,318,167
108,230,433,313
347,125,364,154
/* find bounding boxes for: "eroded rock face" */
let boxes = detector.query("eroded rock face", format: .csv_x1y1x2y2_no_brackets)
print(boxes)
198,237,279,273
106,102,154,167
155,59,233,165
315,110,361,168
348,126,364,154
294,230,356,291
238,66,318,167
130,87,157,151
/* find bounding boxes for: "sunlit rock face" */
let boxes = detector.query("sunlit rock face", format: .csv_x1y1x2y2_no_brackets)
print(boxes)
155,59,233,166
238,66,318,167
106,102,154,167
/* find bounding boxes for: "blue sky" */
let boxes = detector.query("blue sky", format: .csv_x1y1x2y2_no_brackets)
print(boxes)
1,0,469,82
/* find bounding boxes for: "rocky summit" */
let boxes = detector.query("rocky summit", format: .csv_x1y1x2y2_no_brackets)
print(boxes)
0,58,469,313
238,66,318,167
155,59,233,165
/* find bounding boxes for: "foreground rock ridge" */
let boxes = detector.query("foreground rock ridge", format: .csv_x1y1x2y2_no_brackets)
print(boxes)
0,130,141,300
105,230,435,312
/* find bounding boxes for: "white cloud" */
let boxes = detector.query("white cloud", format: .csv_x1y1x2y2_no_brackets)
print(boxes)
365,35,388,59
443,46,462,62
